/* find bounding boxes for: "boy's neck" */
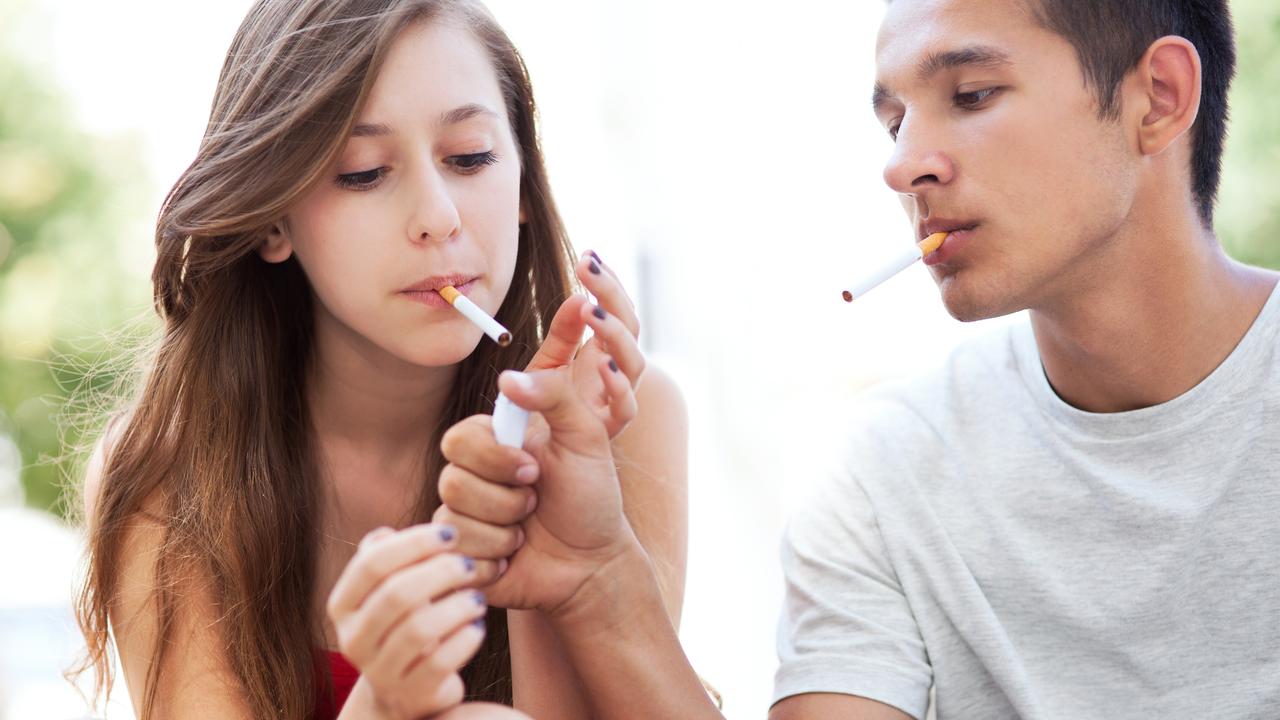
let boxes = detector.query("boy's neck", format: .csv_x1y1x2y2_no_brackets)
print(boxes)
1030,207,1277,414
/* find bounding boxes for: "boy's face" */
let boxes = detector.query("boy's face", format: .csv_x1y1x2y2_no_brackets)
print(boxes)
874,0,1141,320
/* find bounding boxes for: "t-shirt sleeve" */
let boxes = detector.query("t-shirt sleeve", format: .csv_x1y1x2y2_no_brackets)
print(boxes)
773,472,932,720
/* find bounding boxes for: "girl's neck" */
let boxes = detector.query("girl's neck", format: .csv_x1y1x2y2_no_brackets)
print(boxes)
306,306,458,454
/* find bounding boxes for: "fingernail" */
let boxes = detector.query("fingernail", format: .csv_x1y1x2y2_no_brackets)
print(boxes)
502,370,535,392
515,526,526,548
472,617,487,631
498,557,509,576
524,492,537,514
589,261,602,275
515,464,538,484
439,525,456,543
462,556,476,573
592,305,606,320
472,590,487,606
589,250,601,263
609,358,619,373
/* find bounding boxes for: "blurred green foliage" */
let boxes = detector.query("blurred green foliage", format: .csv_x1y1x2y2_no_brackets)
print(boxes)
1,0,153,517
1218,0,1280,267
0,0,1277,519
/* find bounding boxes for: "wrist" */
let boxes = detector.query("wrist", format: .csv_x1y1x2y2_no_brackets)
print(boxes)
545,534,660,641
337,677,396,720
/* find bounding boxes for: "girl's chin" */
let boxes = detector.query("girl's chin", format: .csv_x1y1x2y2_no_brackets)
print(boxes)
393,331,487,368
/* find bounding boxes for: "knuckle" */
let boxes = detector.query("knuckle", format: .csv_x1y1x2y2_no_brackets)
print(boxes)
422,649,453,676
433,674,465,710
501,529,523,556
382,579,415,611
437,467,462,504
431,504,451,525
408,613,440,648
440,426,462,458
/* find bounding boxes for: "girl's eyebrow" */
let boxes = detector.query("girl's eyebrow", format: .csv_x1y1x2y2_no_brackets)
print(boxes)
349,104,498,138
439,103,498,126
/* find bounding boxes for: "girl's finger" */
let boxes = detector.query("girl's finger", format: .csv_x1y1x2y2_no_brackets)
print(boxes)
582,304,646,389
576,251,639,338
439,463,538,525
524,294,590,371
598,356,639,436
431,507,525,562
366,588,487,682
338,553,476,665
327,524,458,619
402,615,487,692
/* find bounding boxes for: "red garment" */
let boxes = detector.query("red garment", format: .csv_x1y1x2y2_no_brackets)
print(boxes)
314,650,360,720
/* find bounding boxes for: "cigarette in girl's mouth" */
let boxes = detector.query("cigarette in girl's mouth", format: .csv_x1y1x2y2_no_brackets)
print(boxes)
842,232,948,303
439,285,512,346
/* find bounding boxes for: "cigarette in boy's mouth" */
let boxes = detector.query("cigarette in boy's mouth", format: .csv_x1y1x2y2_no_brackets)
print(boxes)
439,285,512,346
842,232,948,303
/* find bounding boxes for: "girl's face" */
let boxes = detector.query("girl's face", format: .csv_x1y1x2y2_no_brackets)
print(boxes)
274,19,522,368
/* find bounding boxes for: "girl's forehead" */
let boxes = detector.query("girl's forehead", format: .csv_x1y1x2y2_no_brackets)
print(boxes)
361,19,507,125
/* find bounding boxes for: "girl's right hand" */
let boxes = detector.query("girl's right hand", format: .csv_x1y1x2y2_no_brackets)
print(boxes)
327,524,488,720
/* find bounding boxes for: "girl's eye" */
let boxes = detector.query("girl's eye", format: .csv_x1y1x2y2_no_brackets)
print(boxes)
335,167,387,190
888,122,901,141
448,151,499,173
955,87,1000,109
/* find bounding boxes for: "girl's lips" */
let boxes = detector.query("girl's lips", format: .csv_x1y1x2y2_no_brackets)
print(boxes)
923,226,977,266
399,278,478,308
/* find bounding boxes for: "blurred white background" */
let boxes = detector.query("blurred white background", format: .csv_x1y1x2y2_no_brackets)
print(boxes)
3,1,1018,717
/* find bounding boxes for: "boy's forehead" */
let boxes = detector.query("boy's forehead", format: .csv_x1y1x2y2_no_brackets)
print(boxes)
876,0,1040,75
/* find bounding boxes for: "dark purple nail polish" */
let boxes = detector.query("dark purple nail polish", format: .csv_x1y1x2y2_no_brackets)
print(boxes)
439,526,456,542
462,556,475,572
609,358,619,373
473,590,487,606
592,306,606,320
589,261,602,275
472,617,487,630
589,250,601,263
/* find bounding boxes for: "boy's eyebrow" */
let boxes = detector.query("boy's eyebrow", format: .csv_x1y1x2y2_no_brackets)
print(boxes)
872,44,1013,115
917,45,1012,80
348,104,498,137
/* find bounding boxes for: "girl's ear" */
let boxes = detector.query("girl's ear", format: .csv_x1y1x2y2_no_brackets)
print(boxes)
519,204,528,225
259,222,294,263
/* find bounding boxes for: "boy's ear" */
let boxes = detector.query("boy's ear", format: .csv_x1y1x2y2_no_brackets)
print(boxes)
1133,35,1202,157
258,222,294,263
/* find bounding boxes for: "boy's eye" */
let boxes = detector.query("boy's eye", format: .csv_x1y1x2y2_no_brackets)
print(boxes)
955,87,1000,109
335,167,386,190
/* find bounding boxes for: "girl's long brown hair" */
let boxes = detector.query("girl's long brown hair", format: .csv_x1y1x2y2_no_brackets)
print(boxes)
73,1,574,717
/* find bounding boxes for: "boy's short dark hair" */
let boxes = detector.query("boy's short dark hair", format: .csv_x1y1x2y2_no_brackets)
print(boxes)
1026,0,1237,225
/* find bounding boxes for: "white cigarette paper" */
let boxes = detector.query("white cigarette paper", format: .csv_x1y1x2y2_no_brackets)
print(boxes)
439,285,512,346
842,232,948,303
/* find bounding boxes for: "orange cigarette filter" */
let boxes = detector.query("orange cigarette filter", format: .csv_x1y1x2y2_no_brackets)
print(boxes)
918,232,947,256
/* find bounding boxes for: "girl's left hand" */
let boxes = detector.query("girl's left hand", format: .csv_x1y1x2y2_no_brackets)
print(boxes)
523,250,644,438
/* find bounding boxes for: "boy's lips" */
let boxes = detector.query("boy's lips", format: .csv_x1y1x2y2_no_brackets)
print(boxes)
918,220,980,265
922,226,979,266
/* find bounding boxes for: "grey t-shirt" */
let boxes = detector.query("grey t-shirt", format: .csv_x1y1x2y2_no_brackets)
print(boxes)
775,281,1280,719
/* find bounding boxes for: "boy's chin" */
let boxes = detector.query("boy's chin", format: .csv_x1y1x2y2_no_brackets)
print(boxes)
937,275,1022,323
